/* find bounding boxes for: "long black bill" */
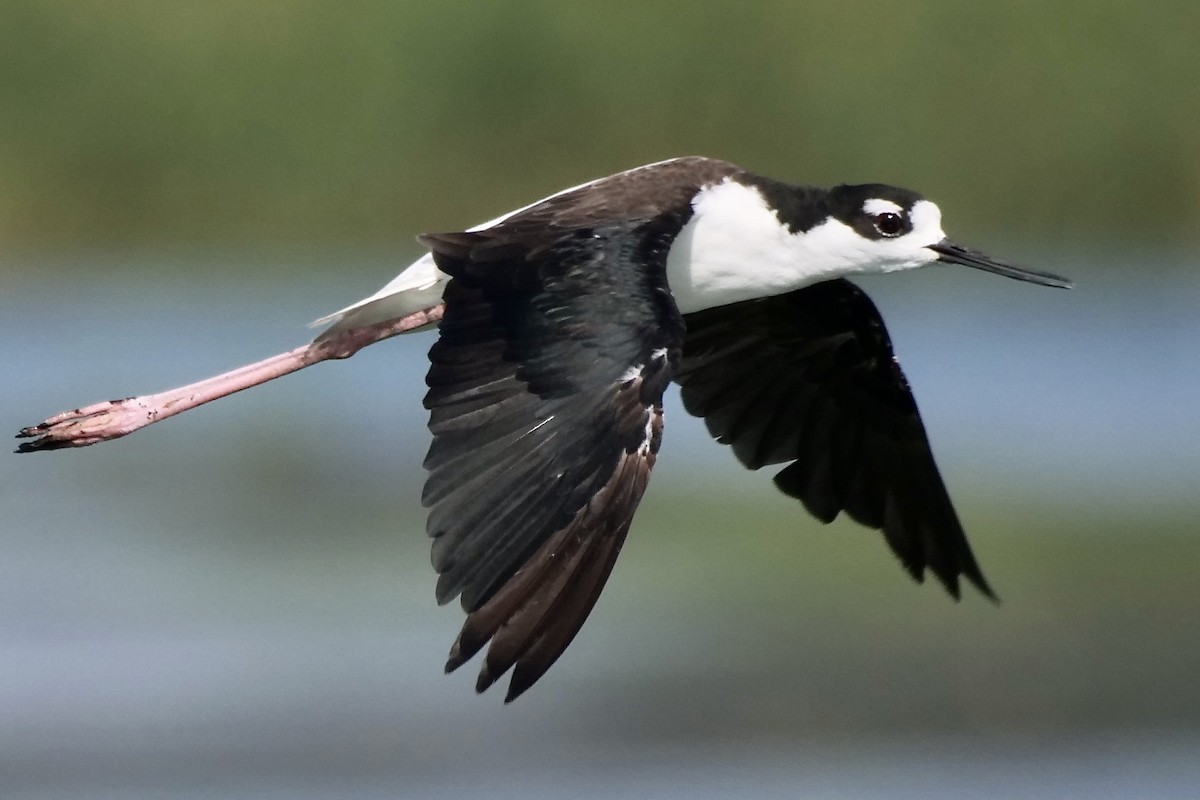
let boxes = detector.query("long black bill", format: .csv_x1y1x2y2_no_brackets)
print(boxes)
929,240,1073,289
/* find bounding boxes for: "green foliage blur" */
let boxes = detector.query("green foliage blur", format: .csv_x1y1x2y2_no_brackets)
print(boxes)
2,1,1198,259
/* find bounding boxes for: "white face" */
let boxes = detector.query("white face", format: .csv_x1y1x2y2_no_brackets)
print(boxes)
666,180,950,314
812,197,948,275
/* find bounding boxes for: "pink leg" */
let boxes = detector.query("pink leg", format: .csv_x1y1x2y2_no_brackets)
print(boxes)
16,304,445,453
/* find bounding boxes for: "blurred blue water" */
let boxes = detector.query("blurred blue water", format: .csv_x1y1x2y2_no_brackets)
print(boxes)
3,248,1199,799
11,246,1197,504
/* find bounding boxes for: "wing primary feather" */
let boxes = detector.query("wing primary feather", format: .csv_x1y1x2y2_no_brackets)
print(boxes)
422,203,692,698
678,279,998,603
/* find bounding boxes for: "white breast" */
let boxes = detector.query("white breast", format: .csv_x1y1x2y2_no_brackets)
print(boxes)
665,180,815,314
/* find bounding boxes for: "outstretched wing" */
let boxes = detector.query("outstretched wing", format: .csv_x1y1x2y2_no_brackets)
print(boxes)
420,214,687,701
676,278,995,600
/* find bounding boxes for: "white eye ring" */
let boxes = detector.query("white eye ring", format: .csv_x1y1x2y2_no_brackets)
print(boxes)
873,211,905,237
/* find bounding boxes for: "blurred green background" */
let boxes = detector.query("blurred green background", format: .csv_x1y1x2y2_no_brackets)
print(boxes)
4,3,1200,798
3,1,1198,252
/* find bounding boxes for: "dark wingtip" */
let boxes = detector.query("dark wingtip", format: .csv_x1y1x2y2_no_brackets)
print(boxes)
973,576,1001,606
911,559,1000,605
503,669,536,704
474,666,500,695
941,574,962,602
444,634,474,674
959,556,1001,604
944,569,1001,605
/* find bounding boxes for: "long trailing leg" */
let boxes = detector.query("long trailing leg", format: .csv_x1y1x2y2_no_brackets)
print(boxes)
16,304,445,453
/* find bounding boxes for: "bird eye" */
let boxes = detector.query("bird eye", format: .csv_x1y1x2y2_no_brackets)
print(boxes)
873,212,905,237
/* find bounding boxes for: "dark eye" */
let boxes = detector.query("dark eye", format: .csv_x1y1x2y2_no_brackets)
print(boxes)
873,212,905,237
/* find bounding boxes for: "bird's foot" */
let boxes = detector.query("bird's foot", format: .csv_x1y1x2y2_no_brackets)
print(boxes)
15,398,151,452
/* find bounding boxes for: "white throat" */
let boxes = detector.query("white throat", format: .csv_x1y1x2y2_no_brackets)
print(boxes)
665,180,945,314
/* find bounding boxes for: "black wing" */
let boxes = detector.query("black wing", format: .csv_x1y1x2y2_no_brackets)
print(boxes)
420,215,686,701
676,279,995,600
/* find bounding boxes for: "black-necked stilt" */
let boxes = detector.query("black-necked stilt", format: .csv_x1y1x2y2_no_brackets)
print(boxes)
18,156,1071,701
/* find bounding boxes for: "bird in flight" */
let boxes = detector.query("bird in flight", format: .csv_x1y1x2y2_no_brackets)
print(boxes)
18,157,1071,701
